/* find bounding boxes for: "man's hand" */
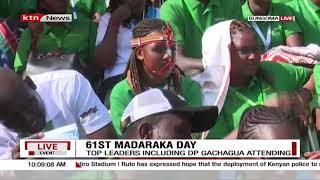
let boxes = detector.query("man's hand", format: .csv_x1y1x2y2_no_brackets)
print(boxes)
28,22,44,38
92,12,102,23
11,132,44,159
304,151,320,160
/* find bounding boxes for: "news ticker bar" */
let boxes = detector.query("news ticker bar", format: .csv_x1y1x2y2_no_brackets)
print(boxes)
0,160,318,170
20,140,300,159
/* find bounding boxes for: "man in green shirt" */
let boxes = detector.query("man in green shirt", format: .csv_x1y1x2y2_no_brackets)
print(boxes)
160,0,242,75
14,0,97,73
287,0,320,45
242,0,302,52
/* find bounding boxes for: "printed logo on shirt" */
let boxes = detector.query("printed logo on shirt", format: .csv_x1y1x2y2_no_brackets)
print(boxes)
80,107,98,123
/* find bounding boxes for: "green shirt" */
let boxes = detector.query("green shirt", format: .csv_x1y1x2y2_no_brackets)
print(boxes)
110,76,202,136
242,1,301,52
287,0,320,45
0,0,36,19
14,18,97,73
272,0,292,3
75,0,106,18
160,0,242,59
208,62,311,139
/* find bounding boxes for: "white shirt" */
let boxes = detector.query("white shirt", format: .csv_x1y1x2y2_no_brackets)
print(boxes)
0,70,111,159
96,12,135,79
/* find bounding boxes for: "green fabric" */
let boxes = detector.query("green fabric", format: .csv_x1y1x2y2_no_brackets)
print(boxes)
242,1,301,52
160,0,242,59
287,0,320,45
0,0,37,19
75,0,106,18
272,0,292,3
110,76,203,136
208,62,311,139
14,18,97,73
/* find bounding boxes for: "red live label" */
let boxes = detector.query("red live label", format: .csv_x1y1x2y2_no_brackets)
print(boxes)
38,143,58,150
280,16,295,22
25,141,71,150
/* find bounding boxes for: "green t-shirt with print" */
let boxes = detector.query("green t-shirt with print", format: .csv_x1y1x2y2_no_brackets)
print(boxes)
14,18,97,73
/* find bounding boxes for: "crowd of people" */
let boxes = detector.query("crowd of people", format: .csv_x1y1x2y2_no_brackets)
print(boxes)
0,0,320,160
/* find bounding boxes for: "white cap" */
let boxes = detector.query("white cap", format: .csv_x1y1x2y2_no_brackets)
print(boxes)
121,88,218,133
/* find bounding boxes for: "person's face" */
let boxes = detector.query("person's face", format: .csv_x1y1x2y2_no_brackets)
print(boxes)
231,30,261,77
39,0,69,14
127,0,146,18
256,123,300,139
137,31,176,84
140,113,192,139
0,78,46,134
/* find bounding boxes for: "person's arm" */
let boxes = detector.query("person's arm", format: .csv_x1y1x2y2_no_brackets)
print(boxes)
110,82,132,137
160,2,203,74
11,132,44,159
259,62,312,91
304,151,320,159
286,33,303,47
176,46,204,74
282,4,304,46
69,71,117,139
92,0,106,23
14,30,31,73
88,4,132,76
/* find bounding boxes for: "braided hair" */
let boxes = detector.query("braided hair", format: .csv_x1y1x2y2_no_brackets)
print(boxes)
125,19,181,94
237,105,299,139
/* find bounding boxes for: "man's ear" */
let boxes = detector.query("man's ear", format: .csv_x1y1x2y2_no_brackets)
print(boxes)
24,76,37,90
136,47,144,61
138,123,153,139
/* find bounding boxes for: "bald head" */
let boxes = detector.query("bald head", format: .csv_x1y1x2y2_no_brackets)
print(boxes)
0,68,46,134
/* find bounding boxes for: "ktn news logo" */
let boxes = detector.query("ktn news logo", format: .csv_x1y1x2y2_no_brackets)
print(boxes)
20,14,73,23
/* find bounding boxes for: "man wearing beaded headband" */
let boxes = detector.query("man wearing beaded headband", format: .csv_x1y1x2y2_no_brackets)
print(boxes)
110,19,204,137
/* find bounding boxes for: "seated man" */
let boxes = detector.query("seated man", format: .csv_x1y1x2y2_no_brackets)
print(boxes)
14,0,97,75
160,0,242,75
120,88,218,139
0,68,116,159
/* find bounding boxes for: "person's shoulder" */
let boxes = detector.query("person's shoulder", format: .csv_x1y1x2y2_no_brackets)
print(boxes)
111,78,132,97
30,70,86,85
286,0,299,9
162,0,184,7
161,0,185,16
272,2,295,13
